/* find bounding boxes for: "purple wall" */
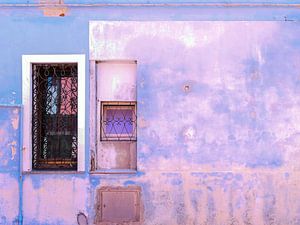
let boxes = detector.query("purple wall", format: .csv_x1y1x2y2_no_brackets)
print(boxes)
0,4,300,225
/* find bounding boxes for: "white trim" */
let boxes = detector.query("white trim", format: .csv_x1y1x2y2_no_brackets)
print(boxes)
22,54,86,172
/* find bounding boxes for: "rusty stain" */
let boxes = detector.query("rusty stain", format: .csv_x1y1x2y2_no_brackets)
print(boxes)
39,0,67,17
41,7,68,17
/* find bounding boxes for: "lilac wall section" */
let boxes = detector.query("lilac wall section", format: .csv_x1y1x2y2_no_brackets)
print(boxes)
0,106,20,224
1,5,300,225
90,21,300,225
90,21,294,169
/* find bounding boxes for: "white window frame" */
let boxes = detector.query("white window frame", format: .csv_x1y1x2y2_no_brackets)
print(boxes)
22,54,85,172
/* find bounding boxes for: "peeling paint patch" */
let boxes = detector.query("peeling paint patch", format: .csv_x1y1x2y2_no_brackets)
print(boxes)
10,109,19,130
0,107,19,169
8,141,17,160
0,129,7,144
23,177,89,225
183,126,196,141
39,0,67,17
41,7,68,17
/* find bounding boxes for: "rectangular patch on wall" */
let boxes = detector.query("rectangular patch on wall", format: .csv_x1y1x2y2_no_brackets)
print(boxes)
93,60,137,171
96,186,141,225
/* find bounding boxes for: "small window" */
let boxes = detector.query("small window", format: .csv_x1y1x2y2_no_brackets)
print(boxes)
101,101,137,141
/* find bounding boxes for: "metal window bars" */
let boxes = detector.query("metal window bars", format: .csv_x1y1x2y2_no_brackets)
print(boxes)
100,101,137,141
32,63,78,170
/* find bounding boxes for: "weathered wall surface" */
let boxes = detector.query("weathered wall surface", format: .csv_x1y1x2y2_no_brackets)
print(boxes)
22,175,89,225
1,4,300,225
89,21,300,225
0,107,20,224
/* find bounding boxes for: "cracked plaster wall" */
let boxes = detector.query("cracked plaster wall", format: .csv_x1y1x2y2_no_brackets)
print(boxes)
1,7,300,225
0,107,20,224
88,21,300,225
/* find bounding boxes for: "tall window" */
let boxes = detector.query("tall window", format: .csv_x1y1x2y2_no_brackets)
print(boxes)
22,55,85,172
32,63,78,170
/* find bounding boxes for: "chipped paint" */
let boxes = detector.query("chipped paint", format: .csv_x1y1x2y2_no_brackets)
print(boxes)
10,109,19,130
41,7,68,17
8,141,17,160
88,21,300,225
0,174,19,223
39,0,68,17
1,5,300,225
23,176,89,224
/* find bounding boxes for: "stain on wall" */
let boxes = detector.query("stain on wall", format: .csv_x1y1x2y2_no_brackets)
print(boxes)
1,5,300,225
89,21,300,225
23,175,89,225
39,0,68,17
0,107,19,170
0,107,20,224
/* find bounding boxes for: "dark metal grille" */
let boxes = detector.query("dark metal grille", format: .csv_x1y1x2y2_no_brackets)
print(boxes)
32,63,78,170
101,101,137,141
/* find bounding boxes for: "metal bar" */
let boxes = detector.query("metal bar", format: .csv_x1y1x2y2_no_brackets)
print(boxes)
101,101,137,141
0,3,300,7
32,64,78,170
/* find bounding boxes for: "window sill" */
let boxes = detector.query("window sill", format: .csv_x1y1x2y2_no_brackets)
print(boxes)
22,170,85,175
90,169,137,174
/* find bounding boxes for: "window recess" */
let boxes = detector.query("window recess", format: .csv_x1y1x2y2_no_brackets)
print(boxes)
91,60,137,172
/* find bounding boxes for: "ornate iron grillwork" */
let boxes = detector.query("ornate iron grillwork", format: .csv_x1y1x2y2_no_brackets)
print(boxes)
101,101,137,141
32,63,78,170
